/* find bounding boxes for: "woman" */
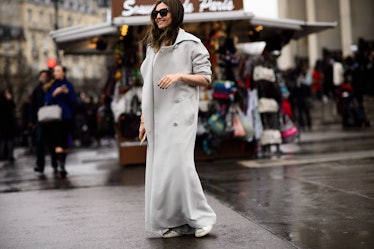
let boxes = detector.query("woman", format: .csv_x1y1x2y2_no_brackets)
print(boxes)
0,88,16,163
139,0,216,238
44,65,77,178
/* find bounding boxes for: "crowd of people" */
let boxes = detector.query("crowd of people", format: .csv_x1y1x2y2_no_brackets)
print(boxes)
283,47,373,130
0,66,116,177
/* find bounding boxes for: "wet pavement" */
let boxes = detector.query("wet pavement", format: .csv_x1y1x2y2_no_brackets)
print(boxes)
1,96,374,249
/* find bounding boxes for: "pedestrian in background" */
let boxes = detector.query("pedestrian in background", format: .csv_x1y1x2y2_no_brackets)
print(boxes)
139,0,216,238
44,65,77,178
96,94,115,147
30,69,58,174
85,95,99,146
295,65,313,131
0,88,17,163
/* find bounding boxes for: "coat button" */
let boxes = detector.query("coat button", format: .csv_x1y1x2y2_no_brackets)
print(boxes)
175,99,180,103
173,122,178,127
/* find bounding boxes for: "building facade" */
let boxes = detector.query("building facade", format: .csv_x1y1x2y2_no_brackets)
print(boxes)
278,0,374,69
0,0,108,107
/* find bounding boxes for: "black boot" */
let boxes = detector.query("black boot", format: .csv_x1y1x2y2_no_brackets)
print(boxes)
52,166,59,178
57,153,67,178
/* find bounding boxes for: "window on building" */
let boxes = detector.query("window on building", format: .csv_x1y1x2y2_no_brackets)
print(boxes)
49,13,54,27
42,37,49,56
31,34,36,47
27,9,33,22
39,10,45,21
67,16,73,26
58,15,63,27
31,34,39,59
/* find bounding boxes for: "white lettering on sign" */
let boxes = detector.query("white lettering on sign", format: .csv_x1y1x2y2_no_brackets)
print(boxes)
199,0,234,12
121,0,154,16
183,0,195,13
120,0,235,17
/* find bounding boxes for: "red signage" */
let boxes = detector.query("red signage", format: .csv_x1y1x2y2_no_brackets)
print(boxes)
112,0,244,18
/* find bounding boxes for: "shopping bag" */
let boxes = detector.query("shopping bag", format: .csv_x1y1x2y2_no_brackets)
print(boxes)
233,114,246,137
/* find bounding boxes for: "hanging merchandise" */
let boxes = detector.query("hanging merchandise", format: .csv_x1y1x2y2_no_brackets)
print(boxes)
212,80,237,100
280,118,299,143
237,106,255,139
218,37,241,82
253,65,276,82
246,89,263,142
232,105,254,139
233,113,246,138
258,97,279,113
207,113,226,136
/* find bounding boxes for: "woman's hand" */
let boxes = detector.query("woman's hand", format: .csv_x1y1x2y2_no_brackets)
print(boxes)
139,122,146,141
157,74,181,89
52,85,69,97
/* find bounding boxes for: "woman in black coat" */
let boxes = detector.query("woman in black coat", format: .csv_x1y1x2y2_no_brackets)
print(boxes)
0,88,17,163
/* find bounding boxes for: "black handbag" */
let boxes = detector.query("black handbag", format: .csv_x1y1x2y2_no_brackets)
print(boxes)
119,95,141,139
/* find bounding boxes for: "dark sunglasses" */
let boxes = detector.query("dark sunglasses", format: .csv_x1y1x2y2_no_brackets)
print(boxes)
151,8,169,19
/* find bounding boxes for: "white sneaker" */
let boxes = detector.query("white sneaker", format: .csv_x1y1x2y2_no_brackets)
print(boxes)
162,229,182,238
195,225,213,237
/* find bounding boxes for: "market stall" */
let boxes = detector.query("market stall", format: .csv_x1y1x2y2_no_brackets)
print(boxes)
50,0,336,165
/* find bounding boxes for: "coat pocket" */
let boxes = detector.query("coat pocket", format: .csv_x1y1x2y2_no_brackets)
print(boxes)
172,97,196,143
181,97,195,126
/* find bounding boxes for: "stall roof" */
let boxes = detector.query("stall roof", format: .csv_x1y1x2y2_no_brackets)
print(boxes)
295,21,338,39
50,22,117,43
250,16,337,39
248,16,337,50
112,10,254,26
50,13,336,54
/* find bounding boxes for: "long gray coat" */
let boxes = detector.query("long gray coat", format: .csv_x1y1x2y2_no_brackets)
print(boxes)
140,29,217,233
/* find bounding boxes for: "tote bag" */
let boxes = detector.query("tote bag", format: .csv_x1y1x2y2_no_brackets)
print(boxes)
37,105,62,123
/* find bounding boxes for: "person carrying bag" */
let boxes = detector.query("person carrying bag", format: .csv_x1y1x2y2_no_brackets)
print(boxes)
43,65,77,178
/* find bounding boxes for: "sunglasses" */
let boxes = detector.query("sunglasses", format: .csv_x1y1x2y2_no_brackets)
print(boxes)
151,8,169,19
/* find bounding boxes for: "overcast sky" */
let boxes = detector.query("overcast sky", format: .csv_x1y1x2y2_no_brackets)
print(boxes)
244,0,278,18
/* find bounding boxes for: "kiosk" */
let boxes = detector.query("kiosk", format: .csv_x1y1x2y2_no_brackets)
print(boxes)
50,0,336,165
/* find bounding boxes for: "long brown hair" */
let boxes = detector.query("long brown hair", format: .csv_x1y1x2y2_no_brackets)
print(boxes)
143,0,184,51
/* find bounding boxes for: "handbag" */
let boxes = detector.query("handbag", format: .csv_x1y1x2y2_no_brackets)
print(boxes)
258,98,278,113
119,113,140,139
207,113,226,136
260,129,282,145
280,113,299,143
37,105,62,123
119,95,141,139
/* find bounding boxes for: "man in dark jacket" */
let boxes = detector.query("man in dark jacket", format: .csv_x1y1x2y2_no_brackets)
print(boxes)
30,69,57,174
